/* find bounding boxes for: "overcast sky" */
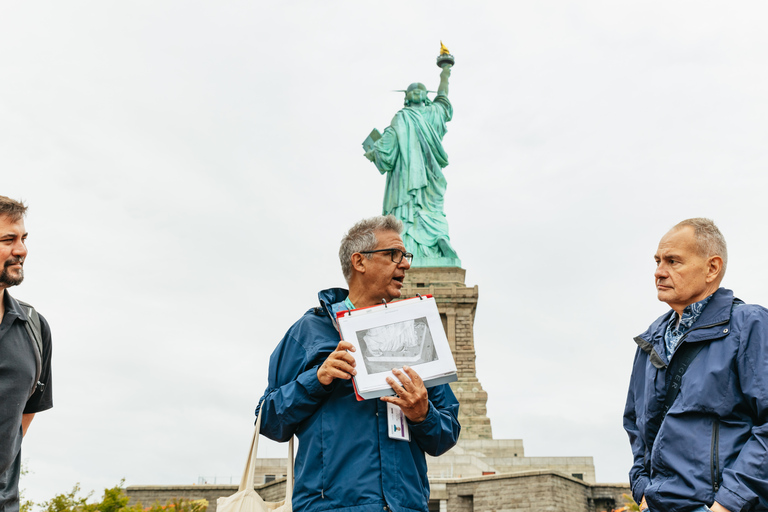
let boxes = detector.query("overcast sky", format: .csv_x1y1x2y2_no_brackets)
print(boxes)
3,0,768,503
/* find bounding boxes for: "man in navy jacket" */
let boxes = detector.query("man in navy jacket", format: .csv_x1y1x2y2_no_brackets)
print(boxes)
256,215,460,512
625,218,768,512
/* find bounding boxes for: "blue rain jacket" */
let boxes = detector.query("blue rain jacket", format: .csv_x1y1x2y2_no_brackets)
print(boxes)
624,288,768,512
256,288,460,512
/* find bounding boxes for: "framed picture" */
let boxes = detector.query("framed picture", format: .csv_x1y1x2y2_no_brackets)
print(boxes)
337,295,457,400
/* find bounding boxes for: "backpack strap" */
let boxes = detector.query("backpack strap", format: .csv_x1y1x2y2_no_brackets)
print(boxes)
16,299,44,399
644,296,744,454
645,340,706,456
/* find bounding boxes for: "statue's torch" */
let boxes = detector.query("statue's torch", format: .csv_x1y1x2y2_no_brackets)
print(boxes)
436,41,455,68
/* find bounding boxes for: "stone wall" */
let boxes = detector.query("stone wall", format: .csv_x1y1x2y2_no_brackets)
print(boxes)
401,267,493,440
433,471,628,512
126,473,628,512
441,472,590,511
126,481,288,512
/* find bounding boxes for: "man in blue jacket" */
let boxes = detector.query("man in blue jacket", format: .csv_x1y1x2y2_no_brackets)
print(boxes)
256,215,460,512
624,218,768,512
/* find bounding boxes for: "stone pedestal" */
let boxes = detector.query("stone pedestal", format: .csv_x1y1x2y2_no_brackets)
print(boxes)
402,268,597,487
401,267,493,440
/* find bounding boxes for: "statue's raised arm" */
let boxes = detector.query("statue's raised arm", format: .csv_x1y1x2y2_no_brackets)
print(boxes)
363,43,460,268
437,64,451,97
436,41,453,97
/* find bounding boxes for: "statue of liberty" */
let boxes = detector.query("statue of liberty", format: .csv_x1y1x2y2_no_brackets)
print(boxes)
363,43,460,267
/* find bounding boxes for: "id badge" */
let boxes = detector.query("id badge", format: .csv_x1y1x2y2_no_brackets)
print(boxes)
387,403,411,442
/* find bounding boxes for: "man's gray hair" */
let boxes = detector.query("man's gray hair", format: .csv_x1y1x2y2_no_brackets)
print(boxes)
339,215,404,282
673,217,728,277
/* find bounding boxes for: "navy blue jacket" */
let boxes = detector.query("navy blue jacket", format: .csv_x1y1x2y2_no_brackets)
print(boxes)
256,288,460,512
624,288,768,512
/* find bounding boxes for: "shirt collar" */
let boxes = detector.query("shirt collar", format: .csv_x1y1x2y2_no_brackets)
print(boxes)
329,297,354,320
673,294,713,332
2,290,28,322
664,293,713,359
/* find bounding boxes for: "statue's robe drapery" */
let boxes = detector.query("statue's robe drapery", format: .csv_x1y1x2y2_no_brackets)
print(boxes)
371,95,460,266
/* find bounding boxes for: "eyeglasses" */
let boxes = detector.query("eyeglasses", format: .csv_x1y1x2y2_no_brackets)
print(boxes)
359,248,414,265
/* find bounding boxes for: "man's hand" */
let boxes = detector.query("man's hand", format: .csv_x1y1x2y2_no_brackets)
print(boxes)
317,341,356,386
709,502,731,512
364,150,375,162
381,366,429,423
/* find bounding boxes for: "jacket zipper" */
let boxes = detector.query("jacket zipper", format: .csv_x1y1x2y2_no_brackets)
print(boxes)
671,318,729,361
645,318,730,476
635,317,729,370
711,418,720,492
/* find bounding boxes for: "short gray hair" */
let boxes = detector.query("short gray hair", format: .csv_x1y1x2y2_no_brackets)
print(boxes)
339,215,403,282
673,217,728,277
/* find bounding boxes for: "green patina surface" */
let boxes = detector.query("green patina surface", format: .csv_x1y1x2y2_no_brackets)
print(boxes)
365,48,460,268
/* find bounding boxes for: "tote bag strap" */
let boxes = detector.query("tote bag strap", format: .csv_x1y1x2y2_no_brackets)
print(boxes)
241,407,295,504
239,408,263,491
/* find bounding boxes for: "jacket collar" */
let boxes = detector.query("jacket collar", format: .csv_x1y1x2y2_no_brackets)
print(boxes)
317,288,349,332
683,287,734,342
635,287,734,368
317,288,349,307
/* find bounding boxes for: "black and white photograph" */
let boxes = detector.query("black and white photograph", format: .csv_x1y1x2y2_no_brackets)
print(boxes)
338,296,457,399
355,316,438,374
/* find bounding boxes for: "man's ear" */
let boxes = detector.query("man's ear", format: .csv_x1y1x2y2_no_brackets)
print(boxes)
706,255,724,283
350,253,367,274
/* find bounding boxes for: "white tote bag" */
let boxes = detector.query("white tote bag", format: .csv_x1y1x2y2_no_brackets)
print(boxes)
217,410,293,512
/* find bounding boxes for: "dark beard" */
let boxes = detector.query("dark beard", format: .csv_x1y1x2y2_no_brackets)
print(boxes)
0,258,24,287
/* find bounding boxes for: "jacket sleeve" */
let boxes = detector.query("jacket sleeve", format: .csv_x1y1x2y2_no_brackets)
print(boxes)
624,347,650,505
407,383,461,457
255,331,334,443
715,308,768,512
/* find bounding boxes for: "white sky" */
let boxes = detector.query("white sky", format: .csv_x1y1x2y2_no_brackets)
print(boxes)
2,0,768,503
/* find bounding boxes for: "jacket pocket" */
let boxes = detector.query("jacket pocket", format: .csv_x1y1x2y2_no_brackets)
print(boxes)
711,418,720,492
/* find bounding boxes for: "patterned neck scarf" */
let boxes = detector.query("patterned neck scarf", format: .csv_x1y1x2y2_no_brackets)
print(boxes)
664,294,713,360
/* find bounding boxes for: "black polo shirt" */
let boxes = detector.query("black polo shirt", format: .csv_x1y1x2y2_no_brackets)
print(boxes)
0,291,53,511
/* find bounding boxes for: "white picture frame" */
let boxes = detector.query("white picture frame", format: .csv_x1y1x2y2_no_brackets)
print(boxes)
337,295,457,400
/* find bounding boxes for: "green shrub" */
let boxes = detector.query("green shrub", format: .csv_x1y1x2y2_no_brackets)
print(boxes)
34,481,207,512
